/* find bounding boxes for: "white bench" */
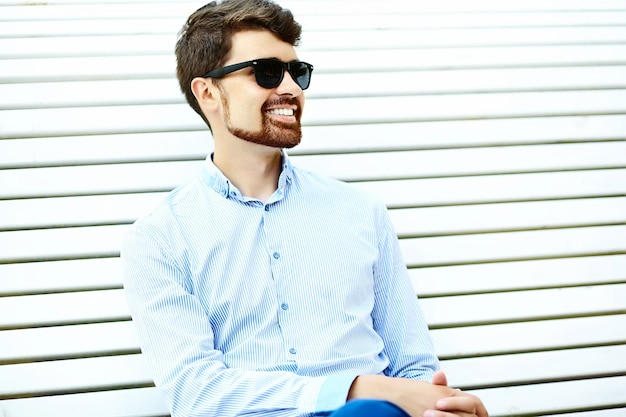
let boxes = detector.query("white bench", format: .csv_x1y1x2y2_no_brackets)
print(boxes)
1,1,626,416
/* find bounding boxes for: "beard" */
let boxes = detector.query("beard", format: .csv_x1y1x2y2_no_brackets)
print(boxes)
221,93,302,149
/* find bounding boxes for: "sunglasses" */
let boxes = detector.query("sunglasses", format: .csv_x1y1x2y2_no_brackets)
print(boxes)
203,58,314,90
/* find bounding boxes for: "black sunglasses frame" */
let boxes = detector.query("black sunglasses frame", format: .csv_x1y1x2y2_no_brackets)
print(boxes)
202,58,314,90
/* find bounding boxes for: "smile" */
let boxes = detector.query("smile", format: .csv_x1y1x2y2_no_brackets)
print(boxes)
266,108,295,116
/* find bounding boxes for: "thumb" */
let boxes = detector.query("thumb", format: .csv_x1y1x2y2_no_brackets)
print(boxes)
432,370,448,386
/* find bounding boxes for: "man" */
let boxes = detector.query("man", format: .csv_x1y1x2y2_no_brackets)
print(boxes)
122,1,488,417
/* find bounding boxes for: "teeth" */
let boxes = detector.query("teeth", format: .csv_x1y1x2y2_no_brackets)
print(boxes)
267,108,294,116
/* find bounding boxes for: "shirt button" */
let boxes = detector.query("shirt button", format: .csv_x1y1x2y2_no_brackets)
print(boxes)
273,252,280,259
281,303,289,310
265,206,270,211
289,348,297,355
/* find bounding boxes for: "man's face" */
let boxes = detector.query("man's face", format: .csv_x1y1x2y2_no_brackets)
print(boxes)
215,30,305,149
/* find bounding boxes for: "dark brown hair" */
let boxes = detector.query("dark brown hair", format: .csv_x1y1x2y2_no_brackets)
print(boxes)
175,0,302,128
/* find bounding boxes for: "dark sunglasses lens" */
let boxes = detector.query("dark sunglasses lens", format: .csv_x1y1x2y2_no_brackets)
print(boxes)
255,60,284,88
290,63,311,90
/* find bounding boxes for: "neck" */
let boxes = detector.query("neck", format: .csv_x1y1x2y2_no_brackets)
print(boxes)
212,139,283,203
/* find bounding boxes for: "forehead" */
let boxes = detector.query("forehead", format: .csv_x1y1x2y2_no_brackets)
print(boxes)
226,29,298,64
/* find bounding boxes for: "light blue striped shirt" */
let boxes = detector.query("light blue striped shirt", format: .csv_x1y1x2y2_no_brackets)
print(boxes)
122,153,439,417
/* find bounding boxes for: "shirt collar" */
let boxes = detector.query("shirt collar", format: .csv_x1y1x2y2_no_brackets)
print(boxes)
201,151,294,203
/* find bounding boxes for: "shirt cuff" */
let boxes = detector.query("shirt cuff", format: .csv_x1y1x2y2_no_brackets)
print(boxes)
315,374,358,414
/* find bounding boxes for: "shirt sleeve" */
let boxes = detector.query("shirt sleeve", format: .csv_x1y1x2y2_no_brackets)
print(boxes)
370,202,440,381
122,219,333,417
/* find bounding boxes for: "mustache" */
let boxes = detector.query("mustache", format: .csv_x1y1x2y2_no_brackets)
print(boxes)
262,97,301,112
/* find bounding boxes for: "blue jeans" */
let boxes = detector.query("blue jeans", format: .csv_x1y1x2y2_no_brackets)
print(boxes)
329,399,410,417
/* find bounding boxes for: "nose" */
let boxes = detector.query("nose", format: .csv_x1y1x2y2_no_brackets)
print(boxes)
275,70,303,97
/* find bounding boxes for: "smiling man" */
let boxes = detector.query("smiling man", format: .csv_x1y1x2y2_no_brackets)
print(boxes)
121,1,487,417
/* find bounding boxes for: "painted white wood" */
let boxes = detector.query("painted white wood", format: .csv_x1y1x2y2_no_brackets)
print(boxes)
4,283,624,330
441,345,626,388
3,115,625,168
470,376,626,416
3,89,626,139
3,314,624,363
4,27,626,58
3,12,626,38
410,255,626,296
4,66,626,110
4,44,626,83
0,387,170,417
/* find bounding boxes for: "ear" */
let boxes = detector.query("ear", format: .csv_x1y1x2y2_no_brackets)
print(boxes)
191,77,221,111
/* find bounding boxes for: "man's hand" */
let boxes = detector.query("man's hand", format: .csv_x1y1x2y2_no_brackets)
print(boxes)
347,373,488,417
425,370,488,417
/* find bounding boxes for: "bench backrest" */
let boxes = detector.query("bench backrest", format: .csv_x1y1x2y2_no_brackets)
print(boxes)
1,1,626,416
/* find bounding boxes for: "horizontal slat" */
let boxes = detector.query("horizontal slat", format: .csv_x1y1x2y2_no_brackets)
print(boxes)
3,90,626,139
0,258,121,296
0,381,624,417
0,225,128,264
0,289,129,329
3,115,626,169
0,386,169,417
0,354,152,398
3,254,624,298
358,169,626,208
411,255,626,296
4,66,626,110
3,314,624,364
421,283,626,328
432,314,626,359
3,142,626,198
4,282,624,330
0,321,139,363
2,218,625,265
3,12,626,38
470,376,626,416
2,345,624,400
401,225,626,267
2,1,625,21
3,193,625,235
4,27,626,58
3,45,626,83
441,345,626,389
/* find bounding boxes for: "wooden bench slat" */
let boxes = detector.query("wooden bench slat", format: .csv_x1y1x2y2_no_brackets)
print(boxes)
2,314,623,364
470,376,626,416
3,283,624,330
442,345,626,389
3,12,626,38
2,219,625,264
410,255,626,296
401,224,626,268
2,345,623,400
3,90,626,139
0,258,121,296
2,1,623,21
3,45,626,83
0,386,169,417
0,321,139,363
3,193,625,237
421,283,626,328
4,66,626,110
0,354,152,398
357,169,626,208
3,254,624,298
3,115,625,169
432,314,626,359
4,27,626,59
3,141,626,197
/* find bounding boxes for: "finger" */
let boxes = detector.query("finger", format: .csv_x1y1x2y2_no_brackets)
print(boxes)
423,409,477,417
431,370,448,386
435,397,476,413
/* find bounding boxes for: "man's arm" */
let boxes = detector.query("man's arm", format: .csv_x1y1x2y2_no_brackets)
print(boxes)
122,221,336,417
